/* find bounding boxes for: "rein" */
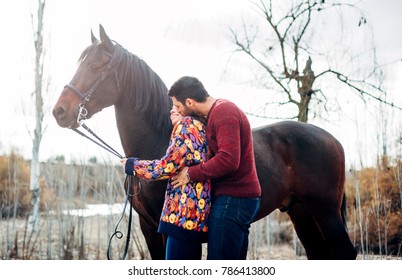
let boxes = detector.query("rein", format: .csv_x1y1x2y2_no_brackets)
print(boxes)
106,175,141,260
72,123,124,159
72,123,141,260
67,48,139,260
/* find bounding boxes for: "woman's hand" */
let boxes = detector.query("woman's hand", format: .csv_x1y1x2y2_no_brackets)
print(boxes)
120,157,134,176
120,158,128,169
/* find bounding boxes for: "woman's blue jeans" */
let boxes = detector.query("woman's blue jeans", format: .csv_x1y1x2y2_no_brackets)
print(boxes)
166,236,202,260
207,195,260,260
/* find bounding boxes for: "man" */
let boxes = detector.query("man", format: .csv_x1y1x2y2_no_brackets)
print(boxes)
169,76,261,260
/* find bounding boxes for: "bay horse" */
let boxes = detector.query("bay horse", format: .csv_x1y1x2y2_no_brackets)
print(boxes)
52,25,357,260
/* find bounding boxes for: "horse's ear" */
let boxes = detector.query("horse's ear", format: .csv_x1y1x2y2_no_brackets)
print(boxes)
99,24,114,51
91,29,99,44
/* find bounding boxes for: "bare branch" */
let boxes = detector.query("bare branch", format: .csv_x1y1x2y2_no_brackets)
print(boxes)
246,111,298,120
228,0,400,122
317,69,402,110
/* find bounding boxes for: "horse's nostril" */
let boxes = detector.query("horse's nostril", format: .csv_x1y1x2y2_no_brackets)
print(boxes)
54,106,65,118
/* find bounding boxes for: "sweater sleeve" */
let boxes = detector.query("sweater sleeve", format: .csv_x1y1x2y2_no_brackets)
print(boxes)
188,106,241,181
132,122,188,181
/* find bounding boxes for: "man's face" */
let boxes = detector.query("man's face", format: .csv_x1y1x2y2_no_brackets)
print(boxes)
171,97,199,117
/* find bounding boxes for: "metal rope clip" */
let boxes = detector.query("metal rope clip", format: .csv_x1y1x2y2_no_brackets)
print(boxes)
77,103,88,125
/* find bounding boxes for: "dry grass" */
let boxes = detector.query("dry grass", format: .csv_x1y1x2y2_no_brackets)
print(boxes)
1,213,400,260
1,153,401,260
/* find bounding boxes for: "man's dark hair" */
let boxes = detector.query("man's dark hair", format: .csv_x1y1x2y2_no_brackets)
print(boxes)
168,76,209,104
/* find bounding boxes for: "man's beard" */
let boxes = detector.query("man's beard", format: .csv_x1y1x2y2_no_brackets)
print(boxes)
183,106,202,118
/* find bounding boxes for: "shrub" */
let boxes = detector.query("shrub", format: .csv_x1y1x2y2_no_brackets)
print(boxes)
0,152,51,217
345,161,402,256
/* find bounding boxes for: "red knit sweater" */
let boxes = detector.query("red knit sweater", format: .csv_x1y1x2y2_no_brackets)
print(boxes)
188,99,261,198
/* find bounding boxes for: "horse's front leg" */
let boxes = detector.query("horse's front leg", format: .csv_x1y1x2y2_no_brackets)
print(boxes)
137,214,166,260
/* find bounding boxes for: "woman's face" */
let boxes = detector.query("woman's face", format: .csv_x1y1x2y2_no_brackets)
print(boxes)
170,106,183,125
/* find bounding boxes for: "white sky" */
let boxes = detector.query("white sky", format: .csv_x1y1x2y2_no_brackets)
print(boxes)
0,0,401,168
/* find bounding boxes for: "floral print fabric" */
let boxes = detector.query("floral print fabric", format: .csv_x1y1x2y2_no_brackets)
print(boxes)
132,116,210,235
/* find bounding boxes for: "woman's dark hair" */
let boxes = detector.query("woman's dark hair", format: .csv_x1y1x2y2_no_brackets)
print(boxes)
168,76,209,104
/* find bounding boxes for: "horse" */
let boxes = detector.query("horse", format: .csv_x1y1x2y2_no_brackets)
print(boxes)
52,25,357,260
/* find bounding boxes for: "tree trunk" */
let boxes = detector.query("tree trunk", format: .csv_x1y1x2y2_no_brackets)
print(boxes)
297,94,310,123
28,111,42,232
28,0,46,233
297,57,314,123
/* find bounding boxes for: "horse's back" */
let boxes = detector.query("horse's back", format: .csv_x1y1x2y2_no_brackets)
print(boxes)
252,121,345,220
253,121,344,163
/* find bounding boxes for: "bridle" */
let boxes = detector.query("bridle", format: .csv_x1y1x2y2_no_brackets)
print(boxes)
64,50,120,126
66,49,124,159
65,47,139,260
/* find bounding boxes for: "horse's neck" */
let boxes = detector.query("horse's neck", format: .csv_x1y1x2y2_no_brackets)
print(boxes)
114,103,171,159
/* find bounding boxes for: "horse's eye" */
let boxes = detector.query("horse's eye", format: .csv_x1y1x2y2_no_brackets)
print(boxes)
89,64,101,70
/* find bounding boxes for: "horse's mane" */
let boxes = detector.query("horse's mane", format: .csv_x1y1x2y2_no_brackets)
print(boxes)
78,42,172,135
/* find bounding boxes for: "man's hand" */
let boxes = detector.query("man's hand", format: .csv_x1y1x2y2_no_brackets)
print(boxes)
171,166,189,188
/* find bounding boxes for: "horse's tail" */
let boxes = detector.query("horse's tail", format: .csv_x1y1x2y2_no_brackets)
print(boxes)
341,192,348,230
337,138,348,230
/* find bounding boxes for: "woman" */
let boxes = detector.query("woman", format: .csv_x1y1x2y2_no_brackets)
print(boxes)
121,106,210,260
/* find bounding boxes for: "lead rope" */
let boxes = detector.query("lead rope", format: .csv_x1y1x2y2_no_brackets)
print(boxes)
71,124,141,260
107,175,142,260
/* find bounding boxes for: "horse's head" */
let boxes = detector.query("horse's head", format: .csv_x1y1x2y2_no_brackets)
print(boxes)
53,25,121,128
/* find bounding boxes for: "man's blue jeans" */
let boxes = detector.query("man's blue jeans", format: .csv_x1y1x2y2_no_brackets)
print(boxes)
207,196,260,260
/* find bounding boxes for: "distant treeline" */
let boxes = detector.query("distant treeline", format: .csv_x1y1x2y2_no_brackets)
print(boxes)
0,151,125,218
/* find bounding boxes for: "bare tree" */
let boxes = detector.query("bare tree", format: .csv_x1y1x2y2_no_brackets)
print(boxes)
229,0,401,122
28,0,47,232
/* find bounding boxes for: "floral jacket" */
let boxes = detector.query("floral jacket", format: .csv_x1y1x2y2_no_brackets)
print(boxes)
127,116,210,243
